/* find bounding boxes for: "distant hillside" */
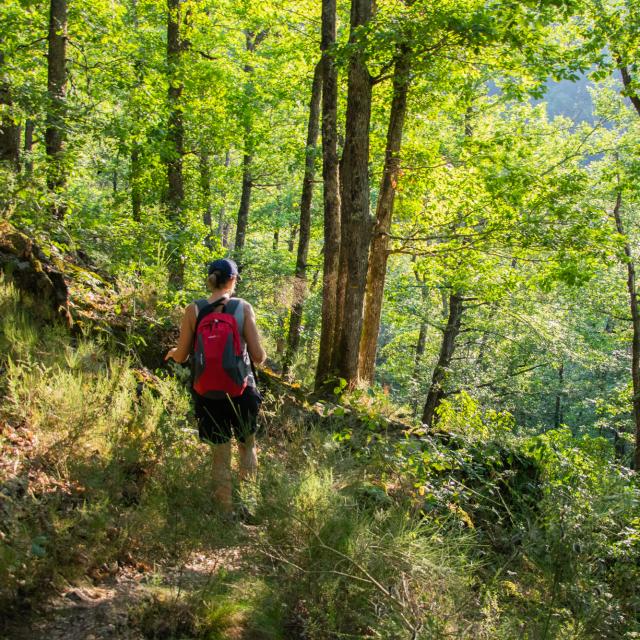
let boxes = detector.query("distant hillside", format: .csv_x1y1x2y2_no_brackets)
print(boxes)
540,73,595,123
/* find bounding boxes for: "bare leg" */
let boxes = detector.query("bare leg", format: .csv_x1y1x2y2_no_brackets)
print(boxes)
212,441,232,513
238,434,257,482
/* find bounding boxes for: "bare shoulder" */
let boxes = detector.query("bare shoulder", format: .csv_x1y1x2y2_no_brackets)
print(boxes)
184,301,198,326
233,297,255,317
242,300,256,315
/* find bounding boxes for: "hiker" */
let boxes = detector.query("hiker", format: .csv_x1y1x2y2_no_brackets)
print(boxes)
165,258,266,516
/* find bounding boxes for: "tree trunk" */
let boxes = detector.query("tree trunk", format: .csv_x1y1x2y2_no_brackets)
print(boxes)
411,320,428,415
554,362,564,429
166,0,185,220
411,272,429,415
23,120,34,175
234,30,266,256
165,0,187,286
619,65,640,118
288,225,298,252
358,45,412,383
199,149,212,229
112,163,118,195
284,61,322,375
612,191,640,469
0,49,20,169
333,0,373,388
421,292,464,427
131,145,142,221
217,150,231,246
45,0,67,219
235,150,253,252
315,0,342,389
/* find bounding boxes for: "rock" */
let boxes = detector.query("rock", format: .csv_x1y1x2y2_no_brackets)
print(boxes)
0,221,72,325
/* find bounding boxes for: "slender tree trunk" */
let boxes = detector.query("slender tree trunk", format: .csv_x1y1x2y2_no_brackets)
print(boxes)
235,150,253,252
234,30,266,255
333,0,373,388
422,292,464,427
199,149,212,229
612,191,640,469
112,163,118,195
358,46,412,383
554,362,564,429
217,150,231,245
130,4,143,222
23,120,34,175
131,145,142,221
288,225,298,252
166,0,185,219
45,0,67,219
284,61,322,375
315,0,342,389
331,191,349,371
411,320,428,415
165,0,188,285
0,49,20,169
411,272,429,414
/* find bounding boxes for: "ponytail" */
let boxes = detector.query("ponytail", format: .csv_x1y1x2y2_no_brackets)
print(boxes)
207,269,230,291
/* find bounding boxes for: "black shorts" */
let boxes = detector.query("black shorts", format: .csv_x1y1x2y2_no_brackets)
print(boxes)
194,386,262,445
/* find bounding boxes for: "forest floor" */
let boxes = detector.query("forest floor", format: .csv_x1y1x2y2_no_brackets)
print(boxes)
1,410,271,640
5,545,251,640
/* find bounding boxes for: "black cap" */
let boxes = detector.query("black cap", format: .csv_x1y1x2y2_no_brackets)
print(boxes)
207,258,239,279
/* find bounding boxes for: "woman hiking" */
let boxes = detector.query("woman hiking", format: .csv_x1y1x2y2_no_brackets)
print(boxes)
165,258,266,517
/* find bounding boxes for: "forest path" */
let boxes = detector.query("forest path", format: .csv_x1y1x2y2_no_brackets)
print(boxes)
4,545,251,640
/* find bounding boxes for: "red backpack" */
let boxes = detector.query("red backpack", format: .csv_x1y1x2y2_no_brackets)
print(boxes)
191,297,250,399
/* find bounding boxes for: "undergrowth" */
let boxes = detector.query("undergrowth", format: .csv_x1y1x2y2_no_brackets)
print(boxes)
1,278,639,639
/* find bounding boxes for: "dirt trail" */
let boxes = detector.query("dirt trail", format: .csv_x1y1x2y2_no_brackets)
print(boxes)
2,547,248,640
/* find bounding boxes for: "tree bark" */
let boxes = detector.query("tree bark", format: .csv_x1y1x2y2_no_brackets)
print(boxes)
218,150,231,246
284,61,322,375
235,150,253,252
288,225,298,252
234,30,266,256
411,271,429,414
554,362,564,429
130,3,143,222
612,191,640,469
199,149,212,229
358,45,412,383
619,64,640,118
166,0,185,220
421,292,464,427
45,0,67,219
315,0,342,389
333,0,373,388
131,145,142,221
0,48,20,169
23,120,34,175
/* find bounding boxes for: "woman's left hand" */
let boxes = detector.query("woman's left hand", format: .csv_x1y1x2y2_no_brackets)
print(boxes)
165,347,178,361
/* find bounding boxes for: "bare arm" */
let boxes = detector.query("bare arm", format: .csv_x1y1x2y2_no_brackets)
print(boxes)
165,303,197,363
243,302,267,365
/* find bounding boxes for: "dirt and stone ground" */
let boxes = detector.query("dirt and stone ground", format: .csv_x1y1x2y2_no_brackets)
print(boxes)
3,547,249,640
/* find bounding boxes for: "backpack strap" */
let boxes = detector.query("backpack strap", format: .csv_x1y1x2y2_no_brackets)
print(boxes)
224,298,258,386
224,298,245,336
194,298,209,315
193,296,228,335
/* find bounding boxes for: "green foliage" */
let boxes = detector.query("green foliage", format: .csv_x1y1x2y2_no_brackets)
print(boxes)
2,0,640,634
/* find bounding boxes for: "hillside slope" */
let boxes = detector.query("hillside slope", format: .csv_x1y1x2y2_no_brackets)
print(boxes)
1,228,639,640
